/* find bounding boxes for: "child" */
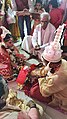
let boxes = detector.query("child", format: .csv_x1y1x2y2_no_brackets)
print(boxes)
31,1,45,35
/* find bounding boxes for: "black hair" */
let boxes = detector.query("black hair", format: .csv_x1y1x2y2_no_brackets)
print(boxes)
0,75,3,80
36,0,42,5
0,1,2,10
49,60,62,73
3,34,12,42
0,83,5,98
49,60,62,67
49,0,58,8
0,28,2,35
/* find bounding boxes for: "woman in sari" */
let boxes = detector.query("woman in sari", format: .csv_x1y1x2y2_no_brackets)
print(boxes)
0,26,26,81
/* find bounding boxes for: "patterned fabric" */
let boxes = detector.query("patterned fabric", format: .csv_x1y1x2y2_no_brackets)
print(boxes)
0,45,13,80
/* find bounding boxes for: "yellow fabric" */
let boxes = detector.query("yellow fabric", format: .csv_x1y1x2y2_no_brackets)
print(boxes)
38,59,67,111
9,17,20,38
0,0,5,25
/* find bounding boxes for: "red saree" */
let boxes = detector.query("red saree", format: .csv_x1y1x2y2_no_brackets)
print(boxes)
0,45,13,80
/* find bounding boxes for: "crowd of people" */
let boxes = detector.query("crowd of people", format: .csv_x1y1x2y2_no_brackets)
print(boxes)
0,0,67,119
0,0,67,39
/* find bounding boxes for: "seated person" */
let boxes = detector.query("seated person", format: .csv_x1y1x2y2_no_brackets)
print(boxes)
38,41,67,111
22,12,56,60
0,75,41,119
21,40,67,112
16,61,52,103
0,26,26,81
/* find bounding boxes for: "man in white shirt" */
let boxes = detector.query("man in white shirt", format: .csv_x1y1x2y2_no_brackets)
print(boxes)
22,12,56,59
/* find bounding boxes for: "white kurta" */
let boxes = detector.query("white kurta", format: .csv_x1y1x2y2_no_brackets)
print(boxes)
22,23,56,59
32,23,56,48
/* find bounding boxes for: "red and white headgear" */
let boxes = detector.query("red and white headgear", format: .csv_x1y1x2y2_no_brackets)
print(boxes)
41,41,62,63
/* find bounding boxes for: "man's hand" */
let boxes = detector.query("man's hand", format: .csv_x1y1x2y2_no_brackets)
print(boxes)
16,11,25,16
23,9,30,15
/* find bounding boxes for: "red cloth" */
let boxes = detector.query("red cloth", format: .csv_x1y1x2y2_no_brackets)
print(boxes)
49,8,64,28
16,64,36,84
23,82,52,103
18,64,52,103
23,81,52,103
22,64,52,103
15,53,27,60
0,46,13,79
16,67,29,84
30,82,52,103
30,64,37,71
